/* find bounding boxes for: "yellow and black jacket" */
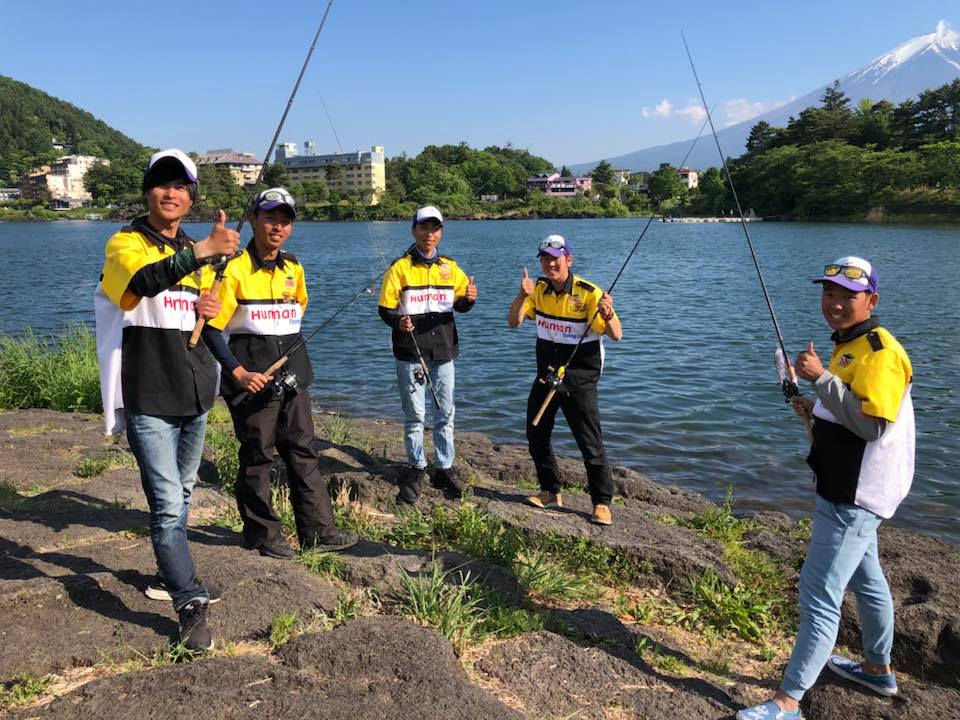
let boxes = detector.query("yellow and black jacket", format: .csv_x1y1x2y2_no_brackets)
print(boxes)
208,242,312,397
809,317,915,518
95,216,217,430
377,249,473,362
521,273,613,390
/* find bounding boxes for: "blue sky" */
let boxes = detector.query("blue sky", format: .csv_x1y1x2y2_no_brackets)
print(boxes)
1,1,955,167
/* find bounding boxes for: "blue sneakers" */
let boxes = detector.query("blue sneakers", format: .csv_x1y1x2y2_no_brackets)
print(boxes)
737,700,802,720
826,655,898,696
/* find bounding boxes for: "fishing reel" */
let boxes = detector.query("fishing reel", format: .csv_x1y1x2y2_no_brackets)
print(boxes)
412,366,427,388
537,365,565,391
231,366,299,408
781,377,801,403
267,366,299,397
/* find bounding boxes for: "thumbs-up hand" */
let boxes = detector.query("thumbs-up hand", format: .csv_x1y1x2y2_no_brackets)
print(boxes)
195,209,241,260
795,341,825,382
520,267,535,297
465,275,478,302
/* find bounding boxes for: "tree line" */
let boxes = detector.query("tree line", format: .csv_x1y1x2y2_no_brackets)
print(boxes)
719,79,960,219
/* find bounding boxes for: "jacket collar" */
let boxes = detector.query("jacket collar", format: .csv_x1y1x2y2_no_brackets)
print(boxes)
246,239,286,271
543,273,574,296
408,246,443,266
832,316,879,344
129,215,193,252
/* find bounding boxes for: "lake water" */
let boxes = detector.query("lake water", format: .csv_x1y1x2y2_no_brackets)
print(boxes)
1,218,958,543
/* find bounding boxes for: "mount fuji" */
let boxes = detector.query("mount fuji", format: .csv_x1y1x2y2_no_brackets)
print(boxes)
570,21,960,174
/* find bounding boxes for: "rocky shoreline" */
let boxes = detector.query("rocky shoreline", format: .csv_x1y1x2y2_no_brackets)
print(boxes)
0,407,957,718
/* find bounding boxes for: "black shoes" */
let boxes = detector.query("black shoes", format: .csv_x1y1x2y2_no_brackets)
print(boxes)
432,466,466,494
397,466,428,504
257,537,297,559
178,600,213,651
305,529,360,553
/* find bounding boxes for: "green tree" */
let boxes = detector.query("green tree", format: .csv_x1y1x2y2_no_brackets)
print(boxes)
746,120,777,155
559,165,573,177
262,162,289,188
647,164,685,205
590,159,615,185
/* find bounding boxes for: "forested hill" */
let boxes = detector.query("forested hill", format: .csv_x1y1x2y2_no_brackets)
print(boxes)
0,75,144,184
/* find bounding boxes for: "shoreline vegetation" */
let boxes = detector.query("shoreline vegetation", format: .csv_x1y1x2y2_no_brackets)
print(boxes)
4,77,960,226
0,328,957,717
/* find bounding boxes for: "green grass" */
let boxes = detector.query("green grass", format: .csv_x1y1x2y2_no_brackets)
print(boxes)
0,673,51,708
298,548,347,579
0,326,101,412
206,401,232,425
0,480,20,508
269,610,300,648
73,448,137,478
514,551,599,602
399,561,486,652
204,426,240,493
330,588,378,624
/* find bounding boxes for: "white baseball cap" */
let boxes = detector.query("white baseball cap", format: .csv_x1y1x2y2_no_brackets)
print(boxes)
143,148,198,190
413,205,444,227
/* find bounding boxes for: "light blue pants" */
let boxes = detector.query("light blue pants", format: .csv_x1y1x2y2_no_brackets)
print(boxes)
126,412,210,611
781,495,894,700
395,359,455,470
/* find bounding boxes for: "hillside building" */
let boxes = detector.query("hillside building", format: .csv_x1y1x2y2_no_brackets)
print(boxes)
526,172,593,197
678,167,699,189
275,143,386,204
196,149,263,186
23,155,106,208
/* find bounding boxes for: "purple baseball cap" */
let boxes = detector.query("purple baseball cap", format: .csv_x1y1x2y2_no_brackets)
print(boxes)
814,256,879,293
253,187,297,216
538,234,571,257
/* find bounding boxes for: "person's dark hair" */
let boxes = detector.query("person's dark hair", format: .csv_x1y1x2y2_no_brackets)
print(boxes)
142,158,198,202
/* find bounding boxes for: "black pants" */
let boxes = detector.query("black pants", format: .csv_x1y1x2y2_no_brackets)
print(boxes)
525,379,614,506
229,388,336,548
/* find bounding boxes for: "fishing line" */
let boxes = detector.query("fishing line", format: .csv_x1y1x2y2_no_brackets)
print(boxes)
188,0,336,346
530,112,712,425
682,32,811,441
680,32,792,369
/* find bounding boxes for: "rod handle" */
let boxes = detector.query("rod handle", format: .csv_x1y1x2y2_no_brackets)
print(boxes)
787,363,814,445
189,278,223,348
532,387,558,427
264,355,290,377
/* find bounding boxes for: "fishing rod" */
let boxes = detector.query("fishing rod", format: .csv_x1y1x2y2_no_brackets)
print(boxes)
531,113,713,426
680,32,812,442
317,90,442,410
189,0,335,347
230,258,406,406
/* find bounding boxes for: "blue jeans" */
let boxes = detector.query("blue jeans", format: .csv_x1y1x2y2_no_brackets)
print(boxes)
781,495,894,700
395,359,455,470
126,412,209,611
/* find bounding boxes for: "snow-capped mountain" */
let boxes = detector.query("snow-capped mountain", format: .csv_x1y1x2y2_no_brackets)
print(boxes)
570,21,960,174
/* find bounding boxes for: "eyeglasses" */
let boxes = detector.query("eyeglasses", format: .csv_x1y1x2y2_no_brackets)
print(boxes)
538,238,566,252
256,189,296,207
823,264,868,281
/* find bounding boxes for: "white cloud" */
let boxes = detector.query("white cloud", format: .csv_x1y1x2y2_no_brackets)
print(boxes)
720,97,795,126
641,99,707,123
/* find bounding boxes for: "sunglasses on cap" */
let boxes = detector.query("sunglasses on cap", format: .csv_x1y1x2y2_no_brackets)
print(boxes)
256,189,295,206
823,264,869,281
538,238,566,252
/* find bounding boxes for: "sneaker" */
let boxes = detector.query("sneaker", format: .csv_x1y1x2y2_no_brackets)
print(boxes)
145,577,223,604
591,504,612,526
526,491,562,509
305,530,360,553
826,655,898,697
432,466,466,494
178,600,214,652
397,466,427,505
257,537,296,559
736,699,802,720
